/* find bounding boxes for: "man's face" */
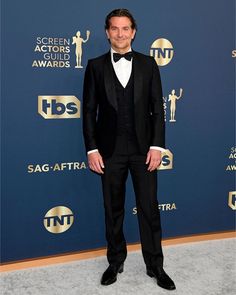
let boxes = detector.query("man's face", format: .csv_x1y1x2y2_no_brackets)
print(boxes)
106,16,136,53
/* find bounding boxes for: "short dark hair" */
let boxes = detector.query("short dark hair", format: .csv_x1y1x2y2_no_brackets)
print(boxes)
105,8,137,30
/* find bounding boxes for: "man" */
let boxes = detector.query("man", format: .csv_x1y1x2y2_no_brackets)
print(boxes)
83,8,176,291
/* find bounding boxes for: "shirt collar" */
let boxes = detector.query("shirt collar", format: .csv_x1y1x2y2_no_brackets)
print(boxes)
110,47,132,63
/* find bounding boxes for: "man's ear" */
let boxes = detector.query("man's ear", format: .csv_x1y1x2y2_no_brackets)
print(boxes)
105,30,110,39
132,29,136,39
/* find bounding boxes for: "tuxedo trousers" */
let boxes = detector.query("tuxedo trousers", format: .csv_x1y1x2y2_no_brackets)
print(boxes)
101,134,164,268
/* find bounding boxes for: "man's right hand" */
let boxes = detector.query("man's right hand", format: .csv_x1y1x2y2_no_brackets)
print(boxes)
88,151,105,174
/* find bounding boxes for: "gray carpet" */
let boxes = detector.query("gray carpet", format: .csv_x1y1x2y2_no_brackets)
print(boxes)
1,238,236,295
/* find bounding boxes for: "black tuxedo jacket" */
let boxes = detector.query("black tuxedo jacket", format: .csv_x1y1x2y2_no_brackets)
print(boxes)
83,50,165,158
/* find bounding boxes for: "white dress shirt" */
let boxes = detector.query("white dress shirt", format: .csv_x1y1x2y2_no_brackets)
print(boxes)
111,47,132,88
87,47,166,154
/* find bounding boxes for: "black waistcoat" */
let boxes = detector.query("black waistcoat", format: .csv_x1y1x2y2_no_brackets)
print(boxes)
113,68,136,138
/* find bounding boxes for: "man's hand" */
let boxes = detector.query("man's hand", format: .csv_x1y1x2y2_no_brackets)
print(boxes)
88,151,104,174
146,149,162,171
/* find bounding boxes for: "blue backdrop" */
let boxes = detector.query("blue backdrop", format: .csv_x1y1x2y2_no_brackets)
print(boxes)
1,0,235,263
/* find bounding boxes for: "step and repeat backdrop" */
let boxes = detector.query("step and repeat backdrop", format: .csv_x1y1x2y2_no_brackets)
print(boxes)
1,0,235,263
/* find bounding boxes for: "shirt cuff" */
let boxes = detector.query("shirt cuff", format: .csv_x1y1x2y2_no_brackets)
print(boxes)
87,149,99,155
149,146,166,153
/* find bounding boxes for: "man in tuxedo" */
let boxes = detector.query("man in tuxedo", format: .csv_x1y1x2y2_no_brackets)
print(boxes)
83,8,175,290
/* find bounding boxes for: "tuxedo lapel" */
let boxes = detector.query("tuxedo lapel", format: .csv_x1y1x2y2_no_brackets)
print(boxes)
103,51,143,110
104,52,118,111
133,51,143,105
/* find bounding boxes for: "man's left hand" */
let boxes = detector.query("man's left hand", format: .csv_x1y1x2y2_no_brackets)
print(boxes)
146,149,162,171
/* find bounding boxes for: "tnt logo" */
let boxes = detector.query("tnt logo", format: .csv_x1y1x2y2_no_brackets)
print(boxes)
150,38,174,66
228,191,236,210
158,149,173,170
43,206,74,233
38,96,80,119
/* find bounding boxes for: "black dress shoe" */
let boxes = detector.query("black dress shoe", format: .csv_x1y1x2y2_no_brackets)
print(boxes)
101,263,124,285
146,266,176,290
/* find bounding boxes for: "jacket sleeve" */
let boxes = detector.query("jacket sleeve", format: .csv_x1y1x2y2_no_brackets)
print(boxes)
150,58,165,148
82,60,98,152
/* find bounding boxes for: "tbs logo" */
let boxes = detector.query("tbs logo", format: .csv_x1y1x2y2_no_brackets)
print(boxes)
38,96,80,119
158,149,173,170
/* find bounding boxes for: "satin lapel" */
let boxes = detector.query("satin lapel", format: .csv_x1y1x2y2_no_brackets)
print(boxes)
133,51,143,105
104,52,118,111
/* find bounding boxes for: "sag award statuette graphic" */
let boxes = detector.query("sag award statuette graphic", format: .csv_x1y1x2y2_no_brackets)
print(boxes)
168,88,183,122
72,30,90,68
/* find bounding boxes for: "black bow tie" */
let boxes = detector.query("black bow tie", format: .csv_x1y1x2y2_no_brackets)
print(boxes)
113,52,133,62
